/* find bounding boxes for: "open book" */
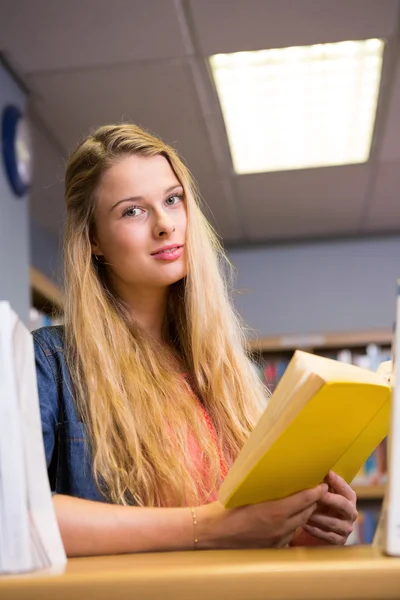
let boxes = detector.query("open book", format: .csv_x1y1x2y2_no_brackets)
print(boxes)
219,350,391,508
0,301,66,574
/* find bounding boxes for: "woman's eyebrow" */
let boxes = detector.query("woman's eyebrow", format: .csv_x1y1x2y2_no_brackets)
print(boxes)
110,184,183,213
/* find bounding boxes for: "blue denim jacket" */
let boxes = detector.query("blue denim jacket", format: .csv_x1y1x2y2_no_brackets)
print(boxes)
33,326,106,502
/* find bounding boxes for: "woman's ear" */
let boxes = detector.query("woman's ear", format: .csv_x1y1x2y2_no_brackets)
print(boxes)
91,240,103,257
90,228,103,258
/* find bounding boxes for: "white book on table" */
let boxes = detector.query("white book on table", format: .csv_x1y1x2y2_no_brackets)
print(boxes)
0,301,66,574
382,281,400,556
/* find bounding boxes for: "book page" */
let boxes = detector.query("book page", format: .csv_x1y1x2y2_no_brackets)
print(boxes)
219,353,325,500
264,350,323,422
373,361,392,548
0,303,32,573
383,281,400,556
12,308,67,569
298,350,389,386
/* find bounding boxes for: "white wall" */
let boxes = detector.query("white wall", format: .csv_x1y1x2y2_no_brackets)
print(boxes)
30,219,63,287
0,64,29,323
29,119,65,287
228,236,400,338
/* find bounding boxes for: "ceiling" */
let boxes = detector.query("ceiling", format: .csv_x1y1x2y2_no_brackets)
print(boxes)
1,0,400,246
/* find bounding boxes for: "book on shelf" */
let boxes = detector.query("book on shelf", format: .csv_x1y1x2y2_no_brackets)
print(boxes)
261,359,290,392
259,344,392,391
0,301,66,574
348,506,381,545
29,307,63,332
352,437,387,487
219,350,391,508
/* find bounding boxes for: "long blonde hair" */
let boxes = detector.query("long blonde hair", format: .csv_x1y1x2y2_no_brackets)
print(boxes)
63,123,266,507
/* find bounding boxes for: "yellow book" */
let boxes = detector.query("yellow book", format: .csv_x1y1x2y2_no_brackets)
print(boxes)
219,350,391,508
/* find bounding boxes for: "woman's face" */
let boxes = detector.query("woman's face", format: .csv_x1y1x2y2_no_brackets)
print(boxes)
91,154,187,290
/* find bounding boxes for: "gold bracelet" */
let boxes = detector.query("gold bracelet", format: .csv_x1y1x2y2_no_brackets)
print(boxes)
190,506,199,548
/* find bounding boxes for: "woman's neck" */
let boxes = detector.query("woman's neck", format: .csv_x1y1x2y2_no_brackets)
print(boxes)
110,276,168,344
129,293,168,344
107,276,186,371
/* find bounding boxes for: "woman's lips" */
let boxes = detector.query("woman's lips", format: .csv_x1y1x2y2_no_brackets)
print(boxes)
151,245,184,261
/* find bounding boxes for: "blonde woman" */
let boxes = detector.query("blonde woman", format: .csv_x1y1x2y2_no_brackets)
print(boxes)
33,124,357,556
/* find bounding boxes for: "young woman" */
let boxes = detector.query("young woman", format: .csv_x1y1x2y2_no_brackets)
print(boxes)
33,123,357,556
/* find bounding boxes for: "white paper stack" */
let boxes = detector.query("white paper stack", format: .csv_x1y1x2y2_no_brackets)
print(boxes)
0,301,66,574
383,280,400,556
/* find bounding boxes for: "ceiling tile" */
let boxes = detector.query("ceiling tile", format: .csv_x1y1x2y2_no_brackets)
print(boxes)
189,0,399,55
362,160,400,230
0,0,186,73
236,164,371,240
379,62,400,162
30,60,243,240
29,61,213,163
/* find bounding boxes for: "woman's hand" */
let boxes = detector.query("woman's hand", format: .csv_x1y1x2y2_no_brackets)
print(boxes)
196,483,328,549
290,471,358,546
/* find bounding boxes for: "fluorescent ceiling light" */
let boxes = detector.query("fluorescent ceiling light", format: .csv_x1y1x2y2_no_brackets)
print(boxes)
209,39,384,174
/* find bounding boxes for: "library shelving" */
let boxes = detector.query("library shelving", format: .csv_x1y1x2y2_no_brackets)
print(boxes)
353,484,386,500
30,266,63,311
30,266,64,330
249,328,392,398
248,329,392,354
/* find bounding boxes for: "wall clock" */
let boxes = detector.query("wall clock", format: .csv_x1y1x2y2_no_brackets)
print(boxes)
2,105,33,197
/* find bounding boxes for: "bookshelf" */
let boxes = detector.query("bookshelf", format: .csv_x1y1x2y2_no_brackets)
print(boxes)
30,267,64,330
248,329,392,353
30,266,63,312
353,484,386,500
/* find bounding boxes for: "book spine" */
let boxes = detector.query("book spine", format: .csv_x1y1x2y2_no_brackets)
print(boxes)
29,308,63,332
363,510,378,544
348,508,380,545
384,280,400,556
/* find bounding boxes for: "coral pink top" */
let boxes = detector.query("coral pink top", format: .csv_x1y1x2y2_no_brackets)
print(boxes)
182,373,229,504
197,402,229,480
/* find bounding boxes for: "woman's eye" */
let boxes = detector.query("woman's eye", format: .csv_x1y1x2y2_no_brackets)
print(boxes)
165,193,183,206
122,206,143,218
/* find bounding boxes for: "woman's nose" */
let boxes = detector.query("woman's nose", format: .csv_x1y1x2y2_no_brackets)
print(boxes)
153,216,176,238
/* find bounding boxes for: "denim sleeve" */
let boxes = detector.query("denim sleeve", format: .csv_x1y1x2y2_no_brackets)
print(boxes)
33,338,59,470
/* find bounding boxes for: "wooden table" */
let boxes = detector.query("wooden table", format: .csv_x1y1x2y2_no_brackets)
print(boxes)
1,545,400,600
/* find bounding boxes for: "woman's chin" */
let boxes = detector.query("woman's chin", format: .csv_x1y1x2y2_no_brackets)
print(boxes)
154,269,187,288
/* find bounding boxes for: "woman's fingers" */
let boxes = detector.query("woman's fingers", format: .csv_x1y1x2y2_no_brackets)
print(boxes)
281,483,329,517
306,511,354,537
275,532,297,548
317,491,358,522
325,471,357,504
273,484,329,541
286,502,319,536
302,475,357,546
302,523,346,545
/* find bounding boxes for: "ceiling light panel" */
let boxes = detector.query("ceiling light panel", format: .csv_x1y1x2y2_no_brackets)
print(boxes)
209,39,384,174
